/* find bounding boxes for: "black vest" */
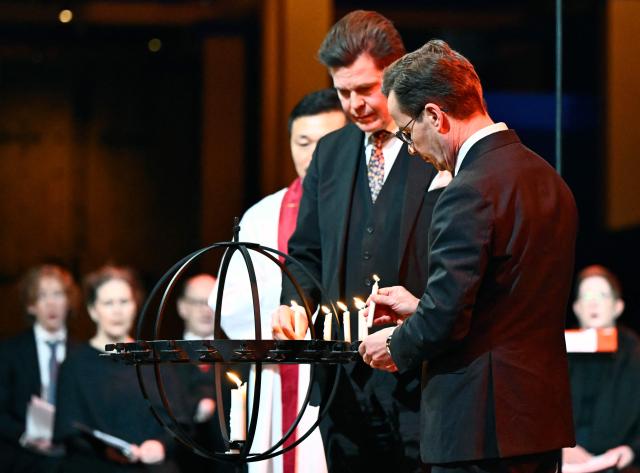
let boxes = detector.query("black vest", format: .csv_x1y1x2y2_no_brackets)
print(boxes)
343,148,408,330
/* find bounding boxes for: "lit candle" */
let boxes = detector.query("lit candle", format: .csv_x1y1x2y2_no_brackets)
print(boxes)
353,297,368,341
321,305,332,341
227,372,247,442
290,300,307,339
337,301,351,343
367,274,380,328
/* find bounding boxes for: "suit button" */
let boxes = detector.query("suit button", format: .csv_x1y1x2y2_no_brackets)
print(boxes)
366,226,374,234
364,278,372,287
363,251,371,260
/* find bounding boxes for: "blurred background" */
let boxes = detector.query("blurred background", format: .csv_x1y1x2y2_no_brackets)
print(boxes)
1,0,638,338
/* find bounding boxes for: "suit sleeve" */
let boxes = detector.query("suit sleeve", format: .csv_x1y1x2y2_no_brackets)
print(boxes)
390,183,493,370
280,142,324,309
0,341,24,443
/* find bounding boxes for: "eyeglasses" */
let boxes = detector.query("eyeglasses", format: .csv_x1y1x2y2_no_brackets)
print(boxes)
394,106,448,147
394,116,417,146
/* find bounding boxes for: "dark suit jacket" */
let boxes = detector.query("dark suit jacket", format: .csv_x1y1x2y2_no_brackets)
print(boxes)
280,122,440,470
391,130,578,463
0,328,74,466
281,122,440,310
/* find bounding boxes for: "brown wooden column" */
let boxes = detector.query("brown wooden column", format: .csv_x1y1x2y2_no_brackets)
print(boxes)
260,0,333,195
606,0,640,230
201,36,247,246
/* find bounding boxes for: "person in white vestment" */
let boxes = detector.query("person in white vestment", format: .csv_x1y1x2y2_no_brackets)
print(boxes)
209,89,346,473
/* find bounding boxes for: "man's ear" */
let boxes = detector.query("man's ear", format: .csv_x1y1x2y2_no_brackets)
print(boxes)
424,103,449,133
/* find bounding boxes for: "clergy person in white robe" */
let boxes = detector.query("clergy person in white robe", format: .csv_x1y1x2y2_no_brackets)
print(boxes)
209,89,347,473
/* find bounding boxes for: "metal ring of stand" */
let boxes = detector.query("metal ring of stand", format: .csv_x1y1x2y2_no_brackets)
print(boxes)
104,220,354,469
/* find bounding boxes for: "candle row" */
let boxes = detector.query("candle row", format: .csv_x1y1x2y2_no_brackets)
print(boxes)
289,275,381,342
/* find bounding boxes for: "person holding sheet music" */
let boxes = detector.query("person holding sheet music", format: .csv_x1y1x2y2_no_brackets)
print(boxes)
564,265,640,472
54,265,178,473
0,264,79,473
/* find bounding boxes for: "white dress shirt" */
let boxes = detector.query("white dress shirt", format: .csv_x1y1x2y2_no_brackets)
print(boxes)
33,322,66,400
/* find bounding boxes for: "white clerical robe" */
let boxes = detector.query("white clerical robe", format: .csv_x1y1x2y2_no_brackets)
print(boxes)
209,188,327,473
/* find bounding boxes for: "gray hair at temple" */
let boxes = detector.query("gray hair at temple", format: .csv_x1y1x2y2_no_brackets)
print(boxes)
381,39,486,120
317,10,405,70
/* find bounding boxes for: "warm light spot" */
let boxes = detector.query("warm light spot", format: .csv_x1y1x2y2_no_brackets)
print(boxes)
321,305,331,314
336,301,348,312
372,274,380,282
59,9,73,23
290,300,300,308
148,38,162,53
226,371,242,388
353,298,365,310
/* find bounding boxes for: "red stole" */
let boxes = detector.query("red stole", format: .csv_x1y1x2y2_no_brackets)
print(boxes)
277,177,302,473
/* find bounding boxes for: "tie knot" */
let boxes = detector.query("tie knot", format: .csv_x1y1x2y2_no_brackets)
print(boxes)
371,130,392,148
46,340,60,351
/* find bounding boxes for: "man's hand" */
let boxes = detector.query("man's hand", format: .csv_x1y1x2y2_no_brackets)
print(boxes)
368,286,419,325
562,445,593,464
137,440,165,464
358,326,398,372
194,397,216,423
272,305,308,340
604,445,634,469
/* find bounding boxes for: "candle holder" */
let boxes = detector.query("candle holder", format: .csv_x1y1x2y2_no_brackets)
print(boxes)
102,218,358,469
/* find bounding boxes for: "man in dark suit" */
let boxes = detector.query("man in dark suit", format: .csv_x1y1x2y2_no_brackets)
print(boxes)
0,264,78,472
360,39,578,473
271,10,447,473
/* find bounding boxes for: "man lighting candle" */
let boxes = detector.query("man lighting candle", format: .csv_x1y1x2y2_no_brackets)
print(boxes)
272,11,449,472
359,39,577,473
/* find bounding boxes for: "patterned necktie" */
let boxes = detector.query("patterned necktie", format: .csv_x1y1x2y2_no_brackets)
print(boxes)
46,341,60,404
368,130,390,203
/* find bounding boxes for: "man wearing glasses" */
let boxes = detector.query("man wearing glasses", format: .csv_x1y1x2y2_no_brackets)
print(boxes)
272,10,448,473
360,39,577,473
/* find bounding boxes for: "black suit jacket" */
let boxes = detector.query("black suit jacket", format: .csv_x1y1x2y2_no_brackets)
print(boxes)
281,122,439,310
391,130,578,463
0,330,43,445
280,123,441,470
0,328,74,463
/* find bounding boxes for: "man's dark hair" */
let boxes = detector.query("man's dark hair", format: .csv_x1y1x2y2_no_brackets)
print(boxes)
318,10,405,70
288,88,343,134
382,39,486,120
575,265,623,300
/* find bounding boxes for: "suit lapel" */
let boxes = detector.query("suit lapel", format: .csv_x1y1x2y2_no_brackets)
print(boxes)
397,149,437,272
325,124,364,299
25,329,42,392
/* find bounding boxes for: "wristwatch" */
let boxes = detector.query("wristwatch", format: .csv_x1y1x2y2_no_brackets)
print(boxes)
385,328,396,357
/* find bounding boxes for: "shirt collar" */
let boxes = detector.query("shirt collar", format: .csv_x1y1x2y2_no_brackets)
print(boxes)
364,121,400,146
454,122,508,176
34,322,67,344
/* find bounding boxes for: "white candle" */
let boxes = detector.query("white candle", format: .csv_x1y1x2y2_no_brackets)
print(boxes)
321,305,332,341
290,300,307,339
367,274,380,328
227,372,246,442
337,301,351,343
354,297,368,341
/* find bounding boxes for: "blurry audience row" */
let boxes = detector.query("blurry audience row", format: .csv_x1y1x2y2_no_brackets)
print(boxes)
0,264,235,473
1,262,639,472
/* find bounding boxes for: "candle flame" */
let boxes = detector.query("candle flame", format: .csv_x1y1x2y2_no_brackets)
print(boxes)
336,301,348,312
227,371,243,388
321,305,331,314
372,274,380,282
353,297,365,310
